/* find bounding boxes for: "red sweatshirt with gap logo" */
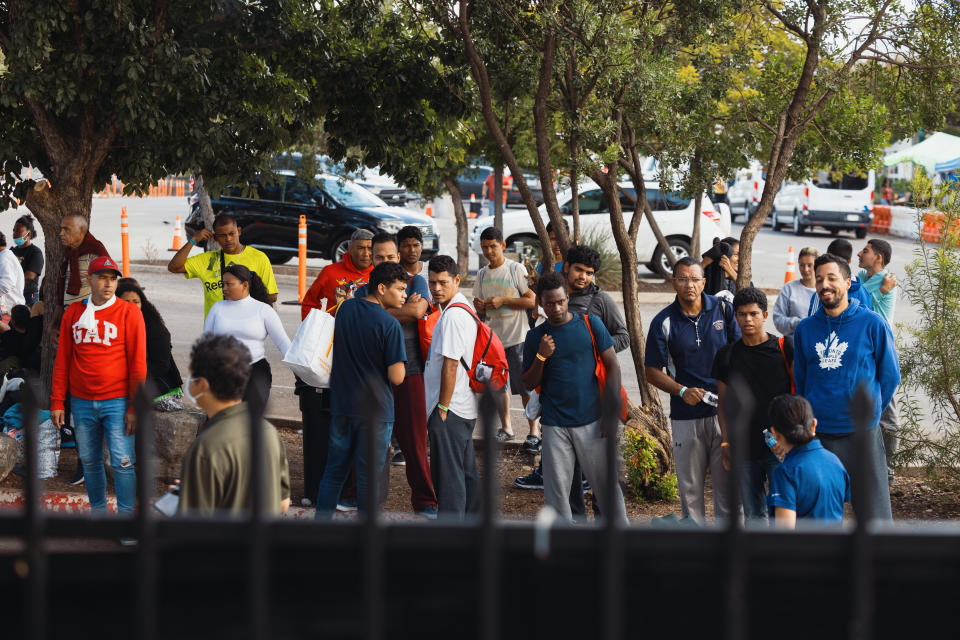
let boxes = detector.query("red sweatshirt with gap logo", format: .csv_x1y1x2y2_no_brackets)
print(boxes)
51,298,147,412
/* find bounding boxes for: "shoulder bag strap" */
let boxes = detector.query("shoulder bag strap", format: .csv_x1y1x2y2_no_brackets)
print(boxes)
447,302,481,371
778,336,796,393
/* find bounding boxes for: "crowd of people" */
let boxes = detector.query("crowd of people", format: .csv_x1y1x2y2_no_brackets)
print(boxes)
33,207,904,528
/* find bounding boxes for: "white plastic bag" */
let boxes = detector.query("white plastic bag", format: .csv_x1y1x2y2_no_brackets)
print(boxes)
282,303,335,388
524,390,542,420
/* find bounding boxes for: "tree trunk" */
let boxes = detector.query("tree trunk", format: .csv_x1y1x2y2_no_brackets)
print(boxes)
570,172,580,244
692,190,703,259
195,175,220,251
443,177,470,276
590,167,671,470
25,179,92,406
493,163,504,232
453,7,560,272
737,140,796,289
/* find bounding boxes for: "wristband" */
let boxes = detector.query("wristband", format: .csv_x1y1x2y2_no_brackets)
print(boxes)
535,353,548,362
677,386,688,397
720,442,730,448
437,403,449,412
188,237,199,247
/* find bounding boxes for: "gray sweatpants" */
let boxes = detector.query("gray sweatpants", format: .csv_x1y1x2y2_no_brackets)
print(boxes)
672,416,731,524
879,395,899,471
541,420,628,525
817,426,892,523
427,407,481,519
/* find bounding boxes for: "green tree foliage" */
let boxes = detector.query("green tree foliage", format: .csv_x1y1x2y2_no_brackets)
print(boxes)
0,0,327,397
729,0,959,288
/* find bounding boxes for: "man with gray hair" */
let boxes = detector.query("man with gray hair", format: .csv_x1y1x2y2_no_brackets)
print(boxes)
297,227,375,508
57,213,110,308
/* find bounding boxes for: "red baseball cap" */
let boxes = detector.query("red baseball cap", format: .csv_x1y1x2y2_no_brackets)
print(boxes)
88,255,122,276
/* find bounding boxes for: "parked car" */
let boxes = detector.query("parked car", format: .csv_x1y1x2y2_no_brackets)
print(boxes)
469,179,731,277
727,163,766,222
456,165,544,207
273,152,408,206
186,171,438,264
770,169,875,238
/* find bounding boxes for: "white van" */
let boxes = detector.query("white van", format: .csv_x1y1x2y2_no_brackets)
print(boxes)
770,170,875,238
727,162,766,221
469,179,731,277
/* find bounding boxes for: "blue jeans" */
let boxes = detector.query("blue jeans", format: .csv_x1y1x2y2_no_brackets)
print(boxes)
315,415,393,517
741,448,781,520
71,396,136,515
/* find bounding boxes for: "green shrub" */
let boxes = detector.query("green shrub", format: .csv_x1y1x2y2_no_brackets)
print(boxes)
622,427,678,501
895,171,960,485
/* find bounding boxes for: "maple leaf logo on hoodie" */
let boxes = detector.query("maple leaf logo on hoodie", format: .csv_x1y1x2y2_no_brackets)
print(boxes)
815,331,848,370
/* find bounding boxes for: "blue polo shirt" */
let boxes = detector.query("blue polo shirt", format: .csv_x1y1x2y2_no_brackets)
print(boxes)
767,439,850,523
645,293,740,420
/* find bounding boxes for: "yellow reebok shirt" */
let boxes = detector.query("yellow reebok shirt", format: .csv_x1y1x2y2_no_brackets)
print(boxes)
183,246,279,319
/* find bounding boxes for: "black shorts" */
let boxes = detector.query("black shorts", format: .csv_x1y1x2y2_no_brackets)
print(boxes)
504,344,527,396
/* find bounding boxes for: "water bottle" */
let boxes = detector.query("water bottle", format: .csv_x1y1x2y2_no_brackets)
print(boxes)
702,391,719,407
763,428,777,450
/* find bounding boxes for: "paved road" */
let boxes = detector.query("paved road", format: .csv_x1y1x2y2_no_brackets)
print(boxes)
0,196,928,431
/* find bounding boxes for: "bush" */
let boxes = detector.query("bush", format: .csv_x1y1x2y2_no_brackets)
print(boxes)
894,171,960,485
578,226,622,291
622,426,678,501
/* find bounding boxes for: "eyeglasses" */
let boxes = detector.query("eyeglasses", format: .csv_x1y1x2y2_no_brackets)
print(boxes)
674,277,704,284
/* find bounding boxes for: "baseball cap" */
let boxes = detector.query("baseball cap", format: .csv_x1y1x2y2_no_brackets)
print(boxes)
88,255,122,276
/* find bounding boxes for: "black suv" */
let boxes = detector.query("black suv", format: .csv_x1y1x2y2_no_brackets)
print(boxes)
187,172,438,264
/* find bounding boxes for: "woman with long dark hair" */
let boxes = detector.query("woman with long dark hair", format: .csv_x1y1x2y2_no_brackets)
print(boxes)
203,264,290,405
116,282,184,404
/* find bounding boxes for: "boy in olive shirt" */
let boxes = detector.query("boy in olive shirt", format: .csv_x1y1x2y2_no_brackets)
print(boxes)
179,334,290,516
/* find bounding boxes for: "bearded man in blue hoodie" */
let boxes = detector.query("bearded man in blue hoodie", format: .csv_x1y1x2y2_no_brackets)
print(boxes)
794,253,900,522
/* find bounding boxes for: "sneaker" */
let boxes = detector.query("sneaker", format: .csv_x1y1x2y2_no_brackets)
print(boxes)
335,499,358,512
495,428,516,443
582,479,591,493
68,467,84,486
416,505,438,520
514,468,544,490
391,450,406,466
522,435,542,455
300,497,313,507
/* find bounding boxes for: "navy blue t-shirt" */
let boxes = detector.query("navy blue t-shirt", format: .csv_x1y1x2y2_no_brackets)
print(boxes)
523,313,614,427
355,274,430,376
767,439,850,523
645,293,740,420
329,298,406,421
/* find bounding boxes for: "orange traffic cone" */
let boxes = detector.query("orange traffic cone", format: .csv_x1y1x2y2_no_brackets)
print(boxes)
171,215,183,251
784,245,796,283
425,202,433,217
469,193,477,218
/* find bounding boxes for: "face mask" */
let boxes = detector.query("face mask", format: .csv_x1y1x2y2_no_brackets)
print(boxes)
184,377,204,405
12,237,24,247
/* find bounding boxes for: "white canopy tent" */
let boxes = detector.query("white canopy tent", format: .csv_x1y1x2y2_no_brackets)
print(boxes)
883,132,960,173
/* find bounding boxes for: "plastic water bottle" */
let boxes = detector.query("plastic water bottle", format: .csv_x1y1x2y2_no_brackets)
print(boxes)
702,391,719,407
763,428,777,450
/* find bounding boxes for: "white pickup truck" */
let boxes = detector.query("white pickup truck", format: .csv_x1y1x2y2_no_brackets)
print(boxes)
469,179,731,277
770,170,875,238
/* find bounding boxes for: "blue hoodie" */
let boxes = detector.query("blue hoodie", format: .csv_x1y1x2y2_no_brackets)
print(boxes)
808,275,872,316
794,298,900,434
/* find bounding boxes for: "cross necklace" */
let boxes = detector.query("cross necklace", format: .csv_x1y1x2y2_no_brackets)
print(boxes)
685,312,703,347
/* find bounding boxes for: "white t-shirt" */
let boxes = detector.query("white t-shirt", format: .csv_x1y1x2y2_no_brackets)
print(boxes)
203,295,291,364
0,249,25,313
476,258,529,347
424,292,478,420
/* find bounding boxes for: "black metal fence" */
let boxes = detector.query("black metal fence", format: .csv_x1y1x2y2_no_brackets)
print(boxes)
3,378,960,640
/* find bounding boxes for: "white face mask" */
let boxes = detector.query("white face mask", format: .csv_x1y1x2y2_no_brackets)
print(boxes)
184,377,205,405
